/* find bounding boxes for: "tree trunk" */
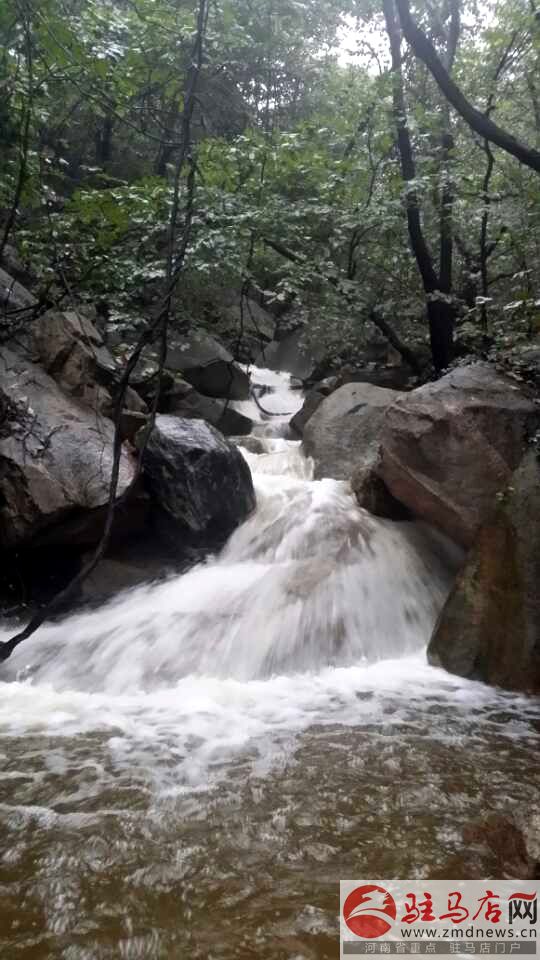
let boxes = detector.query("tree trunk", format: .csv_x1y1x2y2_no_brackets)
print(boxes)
383,0,453,371
428,299,454,371
95,111,114,167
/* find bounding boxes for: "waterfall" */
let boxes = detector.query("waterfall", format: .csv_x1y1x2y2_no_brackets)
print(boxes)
0,368,457,693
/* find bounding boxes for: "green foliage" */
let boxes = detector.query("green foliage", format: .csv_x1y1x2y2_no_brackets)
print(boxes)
0,0,539,368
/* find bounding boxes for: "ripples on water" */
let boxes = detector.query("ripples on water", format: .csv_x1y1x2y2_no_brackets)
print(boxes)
0,368,539,959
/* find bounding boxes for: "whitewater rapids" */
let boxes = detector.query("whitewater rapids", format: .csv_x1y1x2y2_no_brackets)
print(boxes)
0,368,457,692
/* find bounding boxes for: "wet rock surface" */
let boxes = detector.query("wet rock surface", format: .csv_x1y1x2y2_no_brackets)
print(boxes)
166,332,250,400
141,415,256,545
376,363,539,547
289,378,338,437
302,381,398,480
167,385,252,435
428,448,540,694
0,346,136,550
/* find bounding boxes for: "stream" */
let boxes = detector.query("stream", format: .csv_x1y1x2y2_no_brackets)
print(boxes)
0,368,539,959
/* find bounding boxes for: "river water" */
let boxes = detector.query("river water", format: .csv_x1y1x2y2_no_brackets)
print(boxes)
0,369,538,959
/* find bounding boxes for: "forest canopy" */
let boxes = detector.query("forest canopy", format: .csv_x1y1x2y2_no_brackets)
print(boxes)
1,0,539,375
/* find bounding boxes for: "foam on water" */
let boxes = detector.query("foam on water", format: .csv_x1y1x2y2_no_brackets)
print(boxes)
0,368,533,795
231,364,302,434
0,656,537,796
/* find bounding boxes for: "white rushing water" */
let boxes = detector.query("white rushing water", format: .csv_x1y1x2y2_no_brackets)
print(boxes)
0,368,535,797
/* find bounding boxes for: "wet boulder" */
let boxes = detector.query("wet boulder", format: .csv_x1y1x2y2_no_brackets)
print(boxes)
302,381,399,480
376,363,539,547
0,347,136,549
428,449,540,694
351,461,411,520
31,307,147,419
141,415,255,545
166,332,250,401
168,385,252,436
290,377,339,437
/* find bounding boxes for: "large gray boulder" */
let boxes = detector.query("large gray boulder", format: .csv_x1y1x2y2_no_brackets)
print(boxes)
376,363,538,547
0,347,136,549
31,308,147,422
428,449,540,694
34,307,108,369
166,332,250,400
302,381,398,480
141,416,255,544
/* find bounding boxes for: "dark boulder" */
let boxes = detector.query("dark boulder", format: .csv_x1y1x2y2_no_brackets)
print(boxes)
0,346,136,550
168,385,252,436
141,415,255,545
166,332,250,400
428,448,540,694
351,460,411,520
376,363,539,547
119,409,149,443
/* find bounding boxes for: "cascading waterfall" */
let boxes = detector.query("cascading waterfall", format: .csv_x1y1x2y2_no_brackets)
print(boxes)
1,367,457,692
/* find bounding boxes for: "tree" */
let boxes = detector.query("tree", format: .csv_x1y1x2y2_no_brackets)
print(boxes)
1,0,539,384
394,0,540,173
382,0,456,370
